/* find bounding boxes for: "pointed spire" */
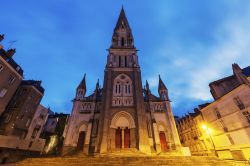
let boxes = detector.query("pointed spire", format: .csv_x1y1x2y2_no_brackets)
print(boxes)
77,74,86,90
95,78,100,90
114,6,131,31
158,75,167,92
146,80,150,92
111,6,134,48
158,75,169,101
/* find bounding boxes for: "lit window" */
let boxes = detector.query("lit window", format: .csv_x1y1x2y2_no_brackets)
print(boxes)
8,75,15,84
226,134,234,145
0,64,3,72
0,88,7,97
233,96,245,110
214,108,221,119
242,111,250,124
4,113,12,123
26,119,31,127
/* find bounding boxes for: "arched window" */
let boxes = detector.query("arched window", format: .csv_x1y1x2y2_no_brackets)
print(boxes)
113,74,133,106
121,37,125,46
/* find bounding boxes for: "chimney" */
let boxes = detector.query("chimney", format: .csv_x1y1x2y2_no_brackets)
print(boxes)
7,48,16,58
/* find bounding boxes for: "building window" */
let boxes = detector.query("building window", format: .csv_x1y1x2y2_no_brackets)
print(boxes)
32,126,41,138
26,119,31,127
20,114,25,120
218,120,228,132
233,96,245,110
39,114,45,120
4,113,12,123
28,141,33,147
214,108,221,119
21,131,27,139
242,111,250,124
119,56,121,67
227,134,234,145
0,88,7,98
8,75,15,84
0,64,3,72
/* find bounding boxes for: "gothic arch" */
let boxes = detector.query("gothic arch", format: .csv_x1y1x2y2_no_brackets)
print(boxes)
110,111,136,129
113,74,133,96
112,74,134,106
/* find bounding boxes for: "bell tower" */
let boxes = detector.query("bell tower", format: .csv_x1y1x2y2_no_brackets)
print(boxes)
111,7,134,48
97,7,150,153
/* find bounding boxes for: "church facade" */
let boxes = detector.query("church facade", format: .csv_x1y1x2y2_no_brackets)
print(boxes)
63,8,181,155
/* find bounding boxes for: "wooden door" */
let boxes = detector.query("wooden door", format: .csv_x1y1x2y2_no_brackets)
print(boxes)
159,132,168,152
115,128,122,148
77,131,86,150
124,127,130,148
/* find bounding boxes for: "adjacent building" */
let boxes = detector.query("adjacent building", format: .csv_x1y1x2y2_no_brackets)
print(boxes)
0,80,46,164
176,106,210,156
42,113,69,154
0,80,44,137
200,64,250,160
0,34,23,116
176,64,250,161
26,104,49,140
63,8,183,155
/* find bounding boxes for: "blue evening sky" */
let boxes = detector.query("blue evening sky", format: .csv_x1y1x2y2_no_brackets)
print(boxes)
1,1,250,116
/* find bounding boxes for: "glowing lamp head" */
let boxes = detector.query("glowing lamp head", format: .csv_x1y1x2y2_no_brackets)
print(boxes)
201,124,207,130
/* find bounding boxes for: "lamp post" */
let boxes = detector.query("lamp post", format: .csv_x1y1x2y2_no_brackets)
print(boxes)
201,124,218,157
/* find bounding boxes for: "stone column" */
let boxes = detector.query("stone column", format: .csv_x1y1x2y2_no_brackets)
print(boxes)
84,123,92,154
122,128,124,149
165,102,182,151
153,123,161,153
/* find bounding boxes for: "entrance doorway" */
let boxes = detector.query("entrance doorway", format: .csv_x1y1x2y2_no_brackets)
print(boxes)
115,127,131,149
115,128,122,148
77,131,86,150
124,127,130,148
159,132,168,152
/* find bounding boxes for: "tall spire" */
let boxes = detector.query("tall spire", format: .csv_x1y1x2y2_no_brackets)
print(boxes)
146,80,150,93
76,74,87,100
77,74,86,90
158,75,169,101
114,7,131,31
95,78,100,90
111,6,134,48
158,75,167,92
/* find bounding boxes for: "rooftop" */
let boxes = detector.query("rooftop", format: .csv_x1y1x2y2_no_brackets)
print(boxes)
0,48,23,76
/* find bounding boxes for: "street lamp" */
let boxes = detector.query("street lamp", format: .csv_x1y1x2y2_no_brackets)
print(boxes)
201,124,218,157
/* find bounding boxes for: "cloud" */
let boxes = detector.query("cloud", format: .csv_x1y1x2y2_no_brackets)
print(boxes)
2,1,250,116
186,8,250,100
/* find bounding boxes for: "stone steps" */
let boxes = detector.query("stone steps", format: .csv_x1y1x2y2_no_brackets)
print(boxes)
13,155,235,166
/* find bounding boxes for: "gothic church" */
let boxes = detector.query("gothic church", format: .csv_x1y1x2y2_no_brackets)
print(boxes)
63,8,181,155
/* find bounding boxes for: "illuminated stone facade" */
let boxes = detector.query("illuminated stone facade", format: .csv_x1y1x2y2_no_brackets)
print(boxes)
176,64,250,160
176,109,208,156
200,64,250,160
63,8,181,155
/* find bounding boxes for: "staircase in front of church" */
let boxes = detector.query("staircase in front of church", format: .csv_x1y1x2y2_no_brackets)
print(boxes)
11,151,238,166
